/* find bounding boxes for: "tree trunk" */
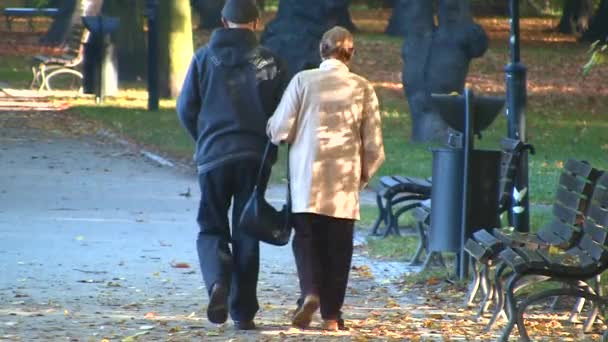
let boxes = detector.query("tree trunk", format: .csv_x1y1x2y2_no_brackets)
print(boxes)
40,0,80,46
261,0,336,78
582,0,608,41
193,0,224,30
328,1,357,32
103,0,146,82
557,0,594,34
158,0,193,98
384,0,409,36
400,0,488,142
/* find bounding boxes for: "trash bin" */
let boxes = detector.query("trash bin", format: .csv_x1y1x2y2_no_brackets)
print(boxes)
428,148,501,253
82,16,119,101
428,148,464,253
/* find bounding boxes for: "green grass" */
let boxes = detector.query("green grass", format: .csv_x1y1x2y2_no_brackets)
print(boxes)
0,56,33,88
361,206,554,261
76,103,194,160
57,72,608,208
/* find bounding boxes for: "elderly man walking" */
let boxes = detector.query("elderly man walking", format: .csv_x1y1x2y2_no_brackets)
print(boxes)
177,0,287,330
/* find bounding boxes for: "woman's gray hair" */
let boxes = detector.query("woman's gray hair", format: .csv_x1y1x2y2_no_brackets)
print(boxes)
320,26,354,62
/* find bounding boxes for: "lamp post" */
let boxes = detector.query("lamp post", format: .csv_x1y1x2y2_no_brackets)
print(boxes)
505,0,529,232
145,0,159,111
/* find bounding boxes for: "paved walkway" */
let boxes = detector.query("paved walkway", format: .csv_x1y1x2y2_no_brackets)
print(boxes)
0,112,423,341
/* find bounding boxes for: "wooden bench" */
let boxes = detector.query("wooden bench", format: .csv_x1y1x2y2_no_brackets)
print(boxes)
463,159,601,326
370,175,431,238
3,7,58,31
496,171,608,341
31,24,87,91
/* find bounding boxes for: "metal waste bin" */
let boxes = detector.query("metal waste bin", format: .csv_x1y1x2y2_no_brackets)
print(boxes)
82,16,119,102
428,148,501,253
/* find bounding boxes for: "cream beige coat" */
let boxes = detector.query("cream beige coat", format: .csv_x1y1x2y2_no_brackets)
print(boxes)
267,59,385,220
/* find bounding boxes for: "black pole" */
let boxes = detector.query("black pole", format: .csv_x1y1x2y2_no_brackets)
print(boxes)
146,0,159,111
506,0,529,232
459,87,473,280
96,16,103,104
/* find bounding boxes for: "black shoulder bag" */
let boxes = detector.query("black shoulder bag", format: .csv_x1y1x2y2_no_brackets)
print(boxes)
238,141,292,246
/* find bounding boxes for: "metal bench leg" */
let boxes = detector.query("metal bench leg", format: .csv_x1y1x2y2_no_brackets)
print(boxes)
370,193,386,236
382,200,400,237
31,65,42,89
45,68,83,92
478,265,495,318
568,297,585,323
485,263,508,331
38,64,49,91
465,259,481,307
409,220,427,266
583,276,602,333
499,274,525,342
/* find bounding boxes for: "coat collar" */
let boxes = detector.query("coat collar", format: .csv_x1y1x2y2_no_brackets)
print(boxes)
319,59,349,72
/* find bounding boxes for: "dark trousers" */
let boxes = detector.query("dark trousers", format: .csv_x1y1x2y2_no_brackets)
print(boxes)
196,160,270,322
292,213,355,320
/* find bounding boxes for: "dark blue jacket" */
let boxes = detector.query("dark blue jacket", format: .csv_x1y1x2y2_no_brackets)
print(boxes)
177,28,287,174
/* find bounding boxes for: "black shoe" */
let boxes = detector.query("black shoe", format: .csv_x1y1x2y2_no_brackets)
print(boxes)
234,320,256,330
292,294,319,329
337,317,346,330
207,283,228,324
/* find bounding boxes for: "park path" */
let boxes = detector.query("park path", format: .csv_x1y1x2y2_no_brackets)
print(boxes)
2,110,596,341
0,111,430,341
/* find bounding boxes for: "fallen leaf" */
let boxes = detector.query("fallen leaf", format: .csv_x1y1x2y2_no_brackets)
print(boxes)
426,278,440,286
170,261,191,269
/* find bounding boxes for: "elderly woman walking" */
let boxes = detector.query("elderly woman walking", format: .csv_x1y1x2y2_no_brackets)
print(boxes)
267,26,385,331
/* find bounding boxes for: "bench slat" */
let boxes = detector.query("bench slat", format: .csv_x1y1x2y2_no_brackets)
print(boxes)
558,172,589,194
552,202,579,225
563,159,595,179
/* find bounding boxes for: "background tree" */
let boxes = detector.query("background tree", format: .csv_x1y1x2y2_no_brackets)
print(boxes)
582,0,608,41
192,0,223,30
557,0,594,34
398,0,488,142
261,0,353,77
192,0,266,30
103,0,146,82
40,0,80,46
158,0,193,98
329,0,357,32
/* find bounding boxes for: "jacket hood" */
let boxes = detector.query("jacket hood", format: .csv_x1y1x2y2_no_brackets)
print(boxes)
208,28,258,66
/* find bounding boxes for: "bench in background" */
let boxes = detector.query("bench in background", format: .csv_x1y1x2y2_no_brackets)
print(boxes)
4,7,59,32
